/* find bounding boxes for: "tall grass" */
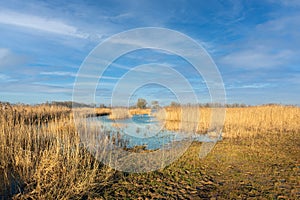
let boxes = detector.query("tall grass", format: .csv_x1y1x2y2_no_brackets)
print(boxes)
108,108,151,120
0,105,114,199
154,105,300,138
109,108,132,120
129,108,151,115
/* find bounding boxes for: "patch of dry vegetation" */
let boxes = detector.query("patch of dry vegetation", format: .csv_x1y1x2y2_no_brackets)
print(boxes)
109,108,132,120
129,108,151,115
95,108,112,116
108,108,151,120
0,103,299,199
0,104,114,199
155,105,300,138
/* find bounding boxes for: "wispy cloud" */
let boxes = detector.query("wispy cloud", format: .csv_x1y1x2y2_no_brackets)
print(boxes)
0,48,27,69
0,81,72,94
40,71,122,81
0,10,89,38
219,11,300,69
0,74,10,80
226,83,274,90
220,49,295,69
255,14,300,39
268,0,300,7
0,73,17,82
40,71,77,77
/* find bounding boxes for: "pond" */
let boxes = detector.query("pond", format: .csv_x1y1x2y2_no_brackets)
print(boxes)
88,114,221,150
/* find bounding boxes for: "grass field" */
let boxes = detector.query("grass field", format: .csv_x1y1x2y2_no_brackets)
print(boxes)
0,104,299,199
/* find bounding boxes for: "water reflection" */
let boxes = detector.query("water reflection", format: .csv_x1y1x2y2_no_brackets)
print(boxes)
88,114,221,150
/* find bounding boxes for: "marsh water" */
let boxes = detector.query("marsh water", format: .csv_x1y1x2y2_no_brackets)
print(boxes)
89,114,221,150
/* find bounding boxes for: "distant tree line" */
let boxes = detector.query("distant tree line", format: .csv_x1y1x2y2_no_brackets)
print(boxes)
1,100,298,108
42,101,95,108
169,102,248,108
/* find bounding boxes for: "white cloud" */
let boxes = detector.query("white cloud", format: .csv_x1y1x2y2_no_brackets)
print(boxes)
40,71,77,77
268,0,300,7
0,73,18,83
0,48,27,69
0,81,72,94
220,12,300,69
0,74,9,79
256,14,300,37
220,49,295,69
40,71,121,81
226,83,273,90
0,10,89,38
101,76,120,80
0,48,11,60
108,13,133,22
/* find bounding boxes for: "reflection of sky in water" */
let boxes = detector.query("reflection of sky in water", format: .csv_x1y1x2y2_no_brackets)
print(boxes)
90,114,221,150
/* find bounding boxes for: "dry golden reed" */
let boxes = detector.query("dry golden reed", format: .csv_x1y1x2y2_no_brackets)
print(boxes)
129,108,151,115
155,105,300,138
108,108,151,120
109,108,132,120
0,104,114,199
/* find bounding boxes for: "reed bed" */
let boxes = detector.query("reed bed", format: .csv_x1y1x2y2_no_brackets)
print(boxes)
98,108,151,118
80,108,151,119
1,104,71,125
154,105,300,138
109,108,132,120
107,108,151,120
0,105,114,199
129,108,151,115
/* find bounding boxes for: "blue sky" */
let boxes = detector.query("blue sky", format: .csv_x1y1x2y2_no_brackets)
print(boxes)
0,0,299,106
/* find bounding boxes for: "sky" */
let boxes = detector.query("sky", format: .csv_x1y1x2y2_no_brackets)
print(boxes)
0,0,299,106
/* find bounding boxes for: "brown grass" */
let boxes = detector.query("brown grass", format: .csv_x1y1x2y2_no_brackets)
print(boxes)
129,108,151,115
154,105,300,138
0,105,114,199
94,107,112,116
109,108,132,120
107,108,151,120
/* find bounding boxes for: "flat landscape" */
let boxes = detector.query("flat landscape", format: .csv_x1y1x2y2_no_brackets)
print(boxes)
1,1,300,199
1,103,299,199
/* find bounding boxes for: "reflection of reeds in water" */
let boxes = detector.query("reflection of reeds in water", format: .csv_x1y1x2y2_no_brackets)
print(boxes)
109,108,132,120
154,105,300,138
